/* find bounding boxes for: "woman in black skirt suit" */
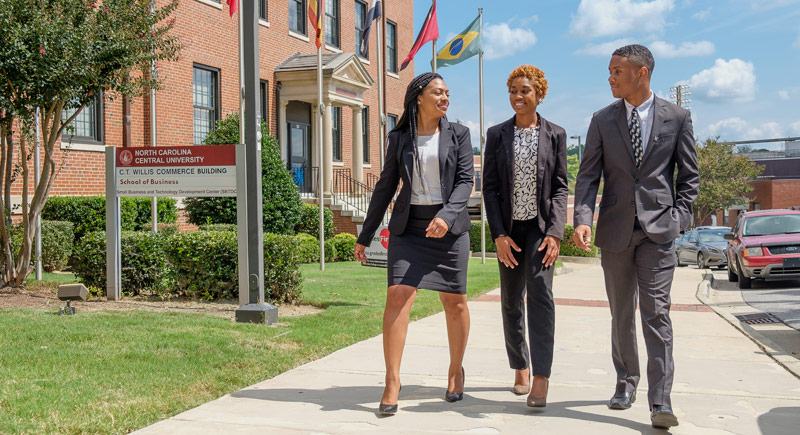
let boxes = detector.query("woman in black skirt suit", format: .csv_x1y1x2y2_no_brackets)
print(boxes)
483,65,568,408
354,72,474,415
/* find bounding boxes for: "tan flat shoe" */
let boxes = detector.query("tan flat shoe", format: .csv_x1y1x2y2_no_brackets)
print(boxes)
527,377,549,407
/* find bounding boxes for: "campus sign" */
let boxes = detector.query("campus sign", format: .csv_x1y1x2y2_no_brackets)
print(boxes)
114,145,237,197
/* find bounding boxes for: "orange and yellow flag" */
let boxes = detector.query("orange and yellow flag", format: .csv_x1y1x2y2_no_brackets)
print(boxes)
308,0,324,48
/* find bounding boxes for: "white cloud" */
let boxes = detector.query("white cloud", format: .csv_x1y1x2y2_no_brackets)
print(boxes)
483,23,537,60
649,40,714,58
574,38,634,56
687,58,756,102
705,118,784,141
569,0,675,39
692,8,711,20
792,120,800,135
779,90,791,100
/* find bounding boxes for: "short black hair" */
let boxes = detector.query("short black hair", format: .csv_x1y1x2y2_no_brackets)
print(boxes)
613,44,655,77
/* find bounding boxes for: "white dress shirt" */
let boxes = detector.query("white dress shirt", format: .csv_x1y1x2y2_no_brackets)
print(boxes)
624,91,655,152
410,132,443,205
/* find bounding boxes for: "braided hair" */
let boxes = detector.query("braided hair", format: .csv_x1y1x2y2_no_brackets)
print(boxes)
392,72,444,195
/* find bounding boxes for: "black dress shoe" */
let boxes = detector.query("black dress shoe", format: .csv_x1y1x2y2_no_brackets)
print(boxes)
651,405,679,428
445,367,465,403
608,390,636,409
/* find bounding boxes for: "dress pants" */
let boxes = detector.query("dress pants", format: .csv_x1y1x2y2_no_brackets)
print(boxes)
499,219,555,378
600,220,675,409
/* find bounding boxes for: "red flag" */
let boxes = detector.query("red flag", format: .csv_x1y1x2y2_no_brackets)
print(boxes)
308,0,324,48
227,0,237,18
400,0,439,71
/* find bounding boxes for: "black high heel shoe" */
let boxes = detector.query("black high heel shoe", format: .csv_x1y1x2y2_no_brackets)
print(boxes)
445,367,465,402
379,385,401,415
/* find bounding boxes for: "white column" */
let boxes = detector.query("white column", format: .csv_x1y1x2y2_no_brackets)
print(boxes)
323,102,333,197
279,101,289,163
352,105,364,185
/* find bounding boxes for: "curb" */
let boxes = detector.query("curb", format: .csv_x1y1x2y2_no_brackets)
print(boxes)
696,273,800,380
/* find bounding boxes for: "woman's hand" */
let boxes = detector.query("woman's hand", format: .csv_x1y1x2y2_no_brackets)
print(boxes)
354,243,367,264
425,217,449,238
538,235,561,268
495,236,521,269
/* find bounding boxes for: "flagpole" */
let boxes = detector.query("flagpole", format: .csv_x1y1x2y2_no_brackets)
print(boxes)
317,44,326,271
431,0,437,73
478,8,485,264
376,14,385,169
238,1,245,142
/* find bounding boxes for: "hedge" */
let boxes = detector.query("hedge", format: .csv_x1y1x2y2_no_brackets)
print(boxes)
0,221,74,272
294,232,336,264
42,196,177,242
295,203,335,240
184,113,303,235
560,224,599,257
330,233,357,261
468,222,598,258
72,230,302,302
468,221,496,253
199,223,237,232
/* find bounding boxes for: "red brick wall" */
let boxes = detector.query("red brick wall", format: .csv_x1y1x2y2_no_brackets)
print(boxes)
10,0,415,204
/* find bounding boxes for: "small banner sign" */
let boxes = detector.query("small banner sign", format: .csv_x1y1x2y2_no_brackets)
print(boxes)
115,145,236,197
356,224,389,268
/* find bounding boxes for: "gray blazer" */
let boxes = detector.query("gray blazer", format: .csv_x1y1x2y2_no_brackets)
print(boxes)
483,115,569,241
357,117,474,246
573,96,700,253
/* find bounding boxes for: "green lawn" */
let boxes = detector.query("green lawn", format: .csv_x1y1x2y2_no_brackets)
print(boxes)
0,259,500,433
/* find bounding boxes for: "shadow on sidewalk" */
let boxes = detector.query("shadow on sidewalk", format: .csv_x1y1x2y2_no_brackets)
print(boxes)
757,406,800,434
233,385,672,433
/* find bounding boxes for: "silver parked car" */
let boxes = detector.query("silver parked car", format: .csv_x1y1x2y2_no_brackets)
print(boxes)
675,227,731,268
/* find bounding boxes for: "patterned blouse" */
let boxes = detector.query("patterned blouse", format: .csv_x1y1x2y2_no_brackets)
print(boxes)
512,126,539,221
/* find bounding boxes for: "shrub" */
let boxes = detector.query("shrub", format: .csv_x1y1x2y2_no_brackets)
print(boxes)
560,224,599,257
142,222,180,234
199,223,237,232
293,232,336,263
295,203,335,239
42,195,177,241
184,113,303,235
1,221,74,273
72,231,171,296
164,231,239,300
469,221,496,253
330,233,357,261
263,233,303,303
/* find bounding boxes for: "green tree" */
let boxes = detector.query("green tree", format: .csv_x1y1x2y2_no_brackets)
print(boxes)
566,153,579,195
184,113,303,234
0,0,180,287
695,137,764,226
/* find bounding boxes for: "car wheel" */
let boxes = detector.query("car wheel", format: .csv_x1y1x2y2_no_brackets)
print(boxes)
737,259,751,289
727,257,738,282
697,253,706,269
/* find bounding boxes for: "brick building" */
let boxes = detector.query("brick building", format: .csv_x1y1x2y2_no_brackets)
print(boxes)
18,0,416,226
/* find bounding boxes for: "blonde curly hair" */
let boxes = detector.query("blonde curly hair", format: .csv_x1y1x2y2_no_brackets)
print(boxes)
506,65,548,103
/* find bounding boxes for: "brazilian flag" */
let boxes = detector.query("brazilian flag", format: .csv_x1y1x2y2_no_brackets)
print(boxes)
433,15,482,69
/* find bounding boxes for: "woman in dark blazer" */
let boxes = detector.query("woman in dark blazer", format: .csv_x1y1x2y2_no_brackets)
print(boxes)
354,72,474,415
483,65,568,408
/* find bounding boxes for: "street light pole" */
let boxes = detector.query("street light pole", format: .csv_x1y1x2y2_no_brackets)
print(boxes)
570,135,582,161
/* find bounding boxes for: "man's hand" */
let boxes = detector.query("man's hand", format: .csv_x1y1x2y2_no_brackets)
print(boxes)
538,235,561,268
495,236,521,269
354,243,367,264
572,225,593,252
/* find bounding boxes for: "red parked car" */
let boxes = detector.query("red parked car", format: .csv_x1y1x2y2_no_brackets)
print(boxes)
725,209,800,289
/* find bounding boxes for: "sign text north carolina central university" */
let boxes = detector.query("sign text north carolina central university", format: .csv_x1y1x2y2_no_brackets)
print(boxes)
115,145,237,197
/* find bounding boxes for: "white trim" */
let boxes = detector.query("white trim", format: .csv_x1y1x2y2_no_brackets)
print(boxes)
357,56,371,65
325,44,342,53
259,19,270,28
289,31,310,42
60,142,105,152
332,161,345,167
194,0,223,10
363,163,372,168
387,71,399,79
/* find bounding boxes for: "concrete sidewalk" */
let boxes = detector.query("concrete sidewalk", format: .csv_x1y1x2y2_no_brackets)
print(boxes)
137,263,800,434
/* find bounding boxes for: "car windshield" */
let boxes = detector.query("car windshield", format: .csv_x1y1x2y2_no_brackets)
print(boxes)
698,231,728,242
742,214,800,236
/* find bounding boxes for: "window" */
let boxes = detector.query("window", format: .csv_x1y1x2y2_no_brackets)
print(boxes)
289,0,306,34
63,93,103,143
332,106,342,161
260,80,269,124
193,64,219,144
386,20,398,73
354,0,367,58
387,113,398,132
259,0,268,21
474,171,482,192
325,0,339,48
362,106,369,163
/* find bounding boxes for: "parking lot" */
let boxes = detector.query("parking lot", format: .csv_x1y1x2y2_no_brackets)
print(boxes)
709,267,800,331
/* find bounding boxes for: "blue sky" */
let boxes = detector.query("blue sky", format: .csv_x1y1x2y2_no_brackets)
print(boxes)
411,0,800,150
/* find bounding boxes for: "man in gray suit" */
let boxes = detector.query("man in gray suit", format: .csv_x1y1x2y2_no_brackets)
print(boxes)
572,44,699,429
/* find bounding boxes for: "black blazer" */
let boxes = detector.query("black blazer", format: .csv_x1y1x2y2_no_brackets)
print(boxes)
483,114,569,241
357,117,474,246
